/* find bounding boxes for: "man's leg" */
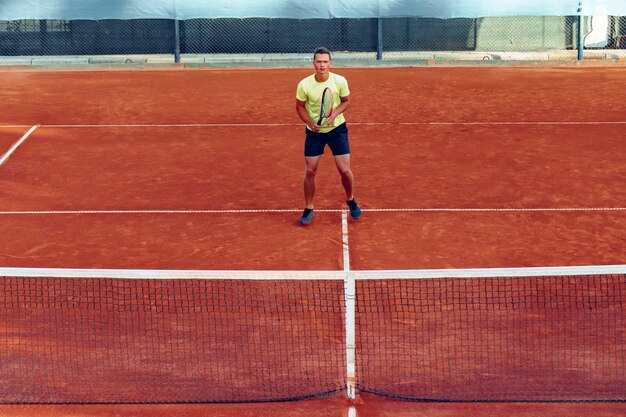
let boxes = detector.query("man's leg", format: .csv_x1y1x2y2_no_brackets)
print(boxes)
334,153,362,219
333,154,354,200
304,155,322,208
300,155,322,225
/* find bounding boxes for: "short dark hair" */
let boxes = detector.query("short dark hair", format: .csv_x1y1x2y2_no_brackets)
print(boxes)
313,47,331,60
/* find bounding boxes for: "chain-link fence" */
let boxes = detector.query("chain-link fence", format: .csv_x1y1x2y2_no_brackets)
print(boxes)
1,16,625,63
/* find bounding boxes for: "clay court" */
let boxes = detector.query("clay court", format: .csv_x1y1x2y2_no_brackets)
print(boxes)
1,65,625,416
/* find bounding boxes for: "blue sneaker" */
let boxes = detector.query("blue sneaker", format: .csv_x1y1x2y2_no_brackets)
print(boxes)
299,208,314,225
346,199,362,219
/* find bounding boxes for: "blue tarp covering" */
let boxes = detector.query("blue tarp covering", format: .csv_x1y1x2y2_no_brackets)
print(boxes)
0,0,625,20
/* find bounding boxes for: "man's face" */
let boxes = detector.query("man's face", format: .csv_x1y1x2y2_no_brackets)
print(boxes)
313,53,331,75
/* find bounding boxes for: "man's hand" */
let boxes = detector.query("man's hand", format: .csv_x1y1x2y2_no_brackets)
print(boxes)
308,122,322,132
324,95,349,127
296,99,321,132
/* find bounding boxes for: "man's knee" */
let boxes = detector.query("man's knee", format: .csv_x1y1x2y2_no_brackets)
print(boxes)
337,165,352,178
305,164,319,178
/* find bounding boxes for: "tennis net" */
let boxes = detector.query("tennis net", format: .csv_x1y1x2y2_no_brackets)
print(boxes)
1,265,625,403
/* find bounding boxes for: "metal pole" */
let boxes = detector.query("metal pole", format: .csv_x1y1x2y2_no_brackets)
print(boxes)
174,19,181,63
376,18,383,60
39,20,48,56
577,1,584,60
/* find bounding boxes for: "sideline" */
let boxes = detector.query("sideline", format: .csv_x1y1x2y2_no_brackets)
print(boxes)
0,124,39,166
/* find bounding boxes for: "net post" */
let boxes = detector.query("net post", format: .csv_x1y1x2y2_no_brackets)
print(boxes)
577,1,584,60
376,18,383,60
174,19,181,63
344,271,356,399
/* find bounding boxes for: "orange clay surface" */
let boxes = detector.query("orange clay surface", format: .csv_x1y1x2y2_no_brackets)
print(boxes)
0,66,625,416
0,66,624,270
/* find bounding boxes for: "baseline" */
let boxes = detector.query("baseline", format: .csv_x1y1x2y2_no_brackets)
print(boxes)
1,121,625,128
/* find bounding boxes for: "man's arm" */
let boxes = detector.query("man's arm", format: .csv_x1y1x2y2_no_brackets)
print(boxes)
325,95,350,126
296,99,321,133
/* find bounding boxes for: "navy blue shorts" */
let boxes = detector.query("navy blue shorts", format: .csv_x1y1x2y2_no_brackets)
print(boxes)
304,123,350,157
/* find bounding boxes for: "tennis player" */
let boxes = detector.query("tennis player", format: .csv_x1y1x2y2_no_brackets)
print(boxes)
295,47,362,225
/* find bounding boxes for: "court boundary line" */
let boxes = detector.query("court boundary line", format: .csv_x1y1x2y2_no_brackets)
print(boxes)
342,211,350,272
1,121,625,128
341,210,357,401
0,207,624,215
0,125,39,166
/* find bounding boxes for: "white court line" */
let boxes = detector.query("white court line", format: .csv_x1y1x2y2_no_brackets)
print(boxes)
364,207,626,212
38,123,299,128
400,121,626,126
342,211,350,272
341,210,357,401
0,207,625,215
1,120,625,128
0,209,306,215
0,125,39,166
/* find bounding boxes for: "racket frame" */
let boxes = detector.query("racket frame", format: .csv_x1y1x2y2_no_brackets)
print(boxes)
317,87,334,126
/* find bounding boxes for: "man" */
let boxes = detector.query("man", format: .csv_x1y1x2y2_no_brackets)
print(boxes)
295,47,362,225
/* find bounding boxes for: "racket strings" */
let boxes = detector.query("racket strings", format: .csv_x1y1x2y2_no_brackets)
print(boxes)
318,87,334,126
322,91,333,115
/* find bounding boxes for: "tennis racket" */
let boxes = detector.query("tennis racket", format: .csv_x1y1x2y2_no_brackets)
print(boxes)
317,87,334,126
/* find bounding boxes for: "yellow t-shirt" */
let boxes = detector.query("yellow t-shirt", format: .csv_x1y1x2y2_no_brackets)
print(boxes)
296,72,350,133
